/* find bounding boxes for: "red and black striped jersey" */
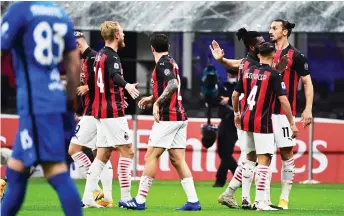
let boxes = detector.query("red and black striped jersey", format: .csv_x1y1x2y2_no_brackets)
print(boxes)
238,54,260,114
92,46,125,118
272,44,310,116
235,64,287,133
78,47,97,116
152,55,187,121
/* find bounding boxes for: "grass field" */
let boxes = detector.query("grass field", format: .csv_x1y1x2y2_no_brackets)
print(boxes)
13,179,344,216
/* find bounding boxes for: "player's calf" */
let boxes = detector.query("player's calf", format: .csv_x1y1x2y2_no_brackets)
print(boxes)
1,158,29,216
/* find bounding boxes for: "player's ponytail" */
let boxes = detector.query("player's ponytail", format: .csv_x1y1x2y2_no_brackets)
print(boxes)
236,28,248,41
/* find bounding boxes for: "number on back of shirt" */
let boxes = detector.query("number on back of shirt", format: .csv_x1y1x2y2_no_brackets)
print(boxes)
176,74,182,101
247,85,258,110
94,67,104,93
33,21,67,65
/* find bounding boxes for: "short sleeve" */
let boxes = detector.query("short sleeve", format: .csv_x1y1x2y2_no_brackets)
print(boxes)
1,3,25,51
234,76,244,93
63,17,77,53
107,54,122,77
273,73,287,96
157,62,176,82
292,52,310,76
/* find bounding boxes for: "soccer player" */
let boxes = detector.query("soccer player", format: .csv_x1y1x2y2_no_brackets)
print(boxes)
1,2,82,216
232,42,298,211
82,21,140,208
69,31,114,206
269,19,313,209
214,28,288,209
120,33,201,211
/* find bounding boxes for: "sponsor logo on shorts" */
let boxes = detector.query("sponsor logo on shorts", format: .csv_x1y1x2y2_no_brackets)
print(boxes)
124,132,129,140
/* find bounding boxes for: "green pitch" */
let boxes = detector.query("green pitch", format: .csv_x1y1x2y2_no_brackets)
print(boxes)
15,179,344,216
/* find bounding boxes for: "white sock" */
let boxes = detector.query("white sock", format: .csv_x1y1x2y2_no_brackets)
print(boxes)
241,160,256,202
280,157,295,201
255,165,269,202
181,177,199,203
225,163,243,196
71,151,92,178
266,168,272,202
118,157,132,201
83,159,105,202
100,161,113,202
136,175,153,204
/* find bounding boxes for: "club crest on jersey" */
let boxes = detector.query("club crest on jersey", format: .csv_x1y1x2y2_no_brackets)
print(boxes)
114,63,119,69
164,69,171,76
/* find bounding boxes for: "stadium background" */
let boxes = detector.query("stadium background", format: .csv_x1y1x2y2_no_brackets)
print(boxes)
1,1,344,184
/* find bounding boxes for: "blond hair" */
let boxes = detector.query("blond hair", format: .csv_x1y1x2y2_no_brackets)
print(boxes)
100,21,120,41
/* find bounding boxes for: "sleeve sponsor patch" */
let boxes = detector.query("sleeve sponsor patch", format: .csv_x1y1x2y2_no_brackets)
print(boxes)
114,63,119,69
281,82,286,89
164,69,171,76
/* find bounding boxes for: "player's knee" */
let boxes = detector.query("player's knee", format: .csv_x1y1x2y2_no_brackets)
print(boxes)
279,147,293,161
68,143,82,156
257,154,272,166
118,144,135,159
6,158,25,173
42,162,68,179
246,151,257,162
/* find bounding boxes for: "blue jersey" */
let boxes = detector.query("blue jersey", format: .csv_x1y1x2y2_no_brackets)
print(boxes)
1,1,77,116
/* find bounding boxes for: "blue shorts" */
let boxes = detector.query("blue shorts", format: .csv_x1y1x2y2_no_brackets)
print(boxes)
12,112,76,168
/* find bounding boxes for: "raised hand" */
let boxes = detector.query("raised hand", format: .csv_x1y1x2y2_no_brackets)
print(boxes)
125,83,140,99
209,40,225,62
275,54,289,72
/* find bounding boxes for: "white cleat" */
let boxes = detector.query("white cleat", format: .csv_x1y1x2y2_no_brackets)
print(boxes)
256,201,279,211
218,193,239,209
83,199,104,208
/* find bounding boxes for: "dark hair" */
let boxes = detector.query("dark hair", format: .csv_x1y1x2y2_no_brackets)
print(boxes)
273,19,295,37
236,27,262,49
259,42,275,57
74,31,85,39
149,33,169,52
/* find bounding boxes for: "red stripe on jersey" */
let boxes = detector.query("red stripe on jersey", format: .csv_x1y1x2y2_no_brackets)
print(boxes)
280,49,295,115
152,68,158,102
169,91,177,121
110,76,118,118
292,67,299,116
240,60,250,114
254,71,271,133
162,80,167,121
93,55,100,117
242,69,260,131
271,50,283,113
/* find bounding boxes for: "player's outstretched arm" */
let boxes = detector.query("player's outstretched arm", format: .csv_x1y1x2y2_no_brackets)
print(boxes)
209,40,242,70
64,49,81,111
138,95,154,109
300,75,313,128
279,95,298,137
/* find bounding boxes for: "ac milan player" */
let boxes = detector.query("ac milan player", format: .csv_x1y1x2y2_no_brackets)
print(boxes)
212,28,288,209
269,19,313,209
68,31,115,207
120,33,201,211
232,42,298,211
82,21,140,208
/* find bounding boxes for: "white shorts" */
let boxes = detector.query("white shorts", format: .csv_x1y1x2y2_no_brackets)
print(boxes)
95,117,132,148
148,121,187,149
70,116,97,149
243,131,275,155
272,114,296,148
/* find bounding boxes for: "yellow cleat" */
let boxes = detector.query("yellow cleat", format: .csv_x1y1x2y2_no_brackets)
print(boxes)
93,189,104,201
278,199,289,210
96,199,114,208
0,179,6,201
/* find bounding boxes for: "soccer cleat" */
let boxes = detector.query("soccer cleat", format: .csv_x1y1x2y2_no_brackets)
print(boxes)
218,193,239,209
97,199,114,208
119,198,146,210
278,199,289,210
93,189,104,201
175,201,201,211
256,201,279,211
242,198,252,210
82,200,104,208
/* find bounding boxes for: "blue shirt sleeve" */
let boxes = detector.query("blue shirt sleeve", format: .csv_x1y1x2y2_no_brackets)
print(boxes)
63,17,77,53
1,3,26,51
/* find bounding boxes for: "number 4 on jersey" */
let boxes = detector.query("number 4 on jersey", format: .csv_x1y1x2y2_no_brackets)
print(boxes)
94,67,104,93
247,85,258,110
